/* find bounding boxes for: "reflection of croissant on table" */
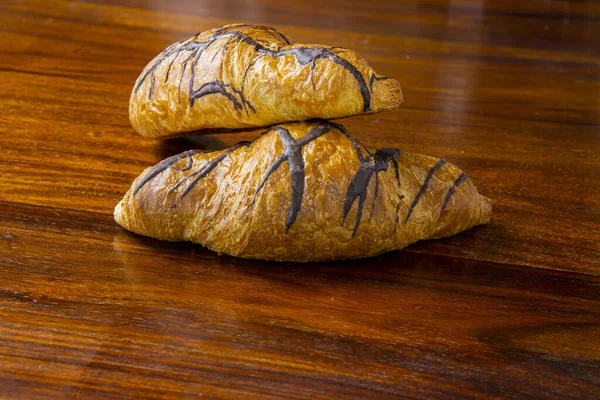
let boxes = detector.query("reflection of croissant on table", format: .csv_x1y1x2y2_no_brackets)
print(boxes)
130,23,402,138
115,121,491,262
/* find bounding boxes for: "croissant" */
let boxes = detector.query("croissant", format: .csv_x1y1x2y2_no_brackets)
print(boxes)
115,121,491,262
130,24,403,138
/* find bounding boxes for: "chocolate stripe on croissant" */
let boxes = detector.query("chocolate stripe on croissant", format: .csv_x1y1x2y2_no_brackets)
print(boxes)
134,149,205,195
190,81,242,110
272,48,371,111
326,121,370,157
265,28,292,45
135,25,373,112
255,123,335,231
343,148,400,237
137,24,256,92
133,121,407,234
177,141,251,198
440,172,468,213
405,159,447,223
369,73,391,91
134,143,250,197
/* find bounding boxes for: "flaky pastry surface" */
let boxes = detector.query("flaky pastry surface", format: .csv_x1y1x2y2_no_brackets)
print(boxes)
130,24,403,138
115,121,491,261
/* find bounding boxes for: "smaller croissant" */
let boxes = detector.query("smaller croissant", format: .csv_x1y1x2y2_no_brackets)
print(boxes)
130,24,402,138
115,121,491,262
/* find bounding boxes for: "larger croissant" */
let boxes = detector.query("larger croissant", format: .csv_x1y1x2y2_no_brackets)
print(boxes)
115,121,491,261
130,24,402,138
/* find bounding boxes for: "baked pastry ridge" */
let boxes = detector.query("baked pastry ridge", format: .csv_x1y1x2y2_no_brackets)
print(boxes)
115,121,491,261
130,24,403,138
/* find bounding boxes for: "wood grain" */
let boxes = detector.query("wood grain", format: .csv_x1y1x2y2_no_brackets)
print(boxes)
1,0,599,398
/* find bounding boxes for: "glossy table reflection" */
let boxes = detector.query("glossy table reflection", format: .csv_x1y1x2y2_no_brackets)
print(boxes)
1,0,599,398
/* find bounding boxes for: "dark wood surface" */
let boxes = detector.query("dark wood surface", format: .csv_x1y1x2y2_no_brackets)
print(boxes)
1,0,599,398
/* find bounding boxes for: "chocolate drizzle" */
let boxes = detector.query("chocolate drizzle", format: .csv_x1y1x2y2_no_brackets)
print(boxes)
405,159,447,223
270,47,371,111
133,142,249,198
134,149,205,195
254,123,336,231
369,73,391,91
265,29,292,45
440,172,468,213
132,122,476,239
190,81,242,110
343,148,400,237
173,141,250,198
135,25,374,113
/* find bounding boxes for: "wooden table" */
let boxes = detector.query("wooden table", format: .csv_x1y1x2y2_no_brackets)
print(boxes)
1,1,599,398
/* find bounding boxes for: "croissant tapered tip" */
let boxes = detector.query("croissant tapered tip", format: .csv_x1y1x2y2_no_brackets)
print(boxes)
430,179,492,240
480,195,493,224
371,78,403,112
114,200,123,223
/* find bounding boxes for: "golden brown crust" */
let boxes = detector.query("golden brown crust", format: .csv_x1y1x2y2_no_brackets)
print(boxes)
114,121,491,262
129,24,403,138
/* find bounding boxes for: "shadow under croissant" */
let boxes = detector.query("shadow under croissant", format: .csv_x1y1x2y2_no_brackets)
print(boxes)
111,230,449,296
112,225,492,275
158,136,224,160
157,128,269,160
